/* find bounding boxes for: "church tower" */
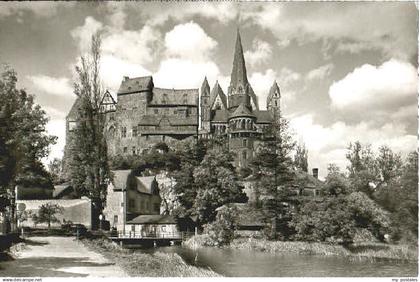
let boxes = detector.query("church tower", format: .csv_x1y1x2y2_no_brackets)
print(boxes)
200,77,211,131
267,81,281,117
227,30,252,110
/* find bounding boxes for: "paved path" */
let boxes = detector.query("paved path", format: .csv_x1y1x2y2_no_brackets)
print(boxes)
2,236,127,277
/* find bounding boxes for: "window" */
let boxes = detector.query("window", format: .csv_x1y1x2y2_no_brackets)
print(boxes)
173,110,177,114
242,151,247,161
243,139,247,147
122,127,127,138
132,146,136,155
275,101,278,107
162,136,165,141
154,109,159,114
131,225,135,232
132,127,138,137
161,225,166,232
113,215,118,224
123,147,128,153
68,121,77,131
146,135,149,141
215,102,221,110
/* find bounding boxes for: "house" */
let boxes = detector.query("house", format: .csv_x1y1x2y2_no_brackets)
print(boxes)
102,170,161,233
124,214,179,239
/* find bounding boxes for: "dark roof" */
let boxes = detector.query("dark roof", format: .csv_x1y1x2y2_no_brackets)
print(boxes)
117,76,153,95
230,30,248,88
209,81,227,109
127,214,177,225
293,170,324,188
151,88,198,106
200,77,210,96
254,110,273,123
138,115,198,126
212,110,229,122
229,103,255,119
111,170,132,191
53,183,72,198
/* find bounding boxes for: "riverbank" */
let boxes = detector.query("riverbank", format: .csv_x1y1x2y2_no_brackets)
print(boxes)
184,235,418,262
81,238,220,277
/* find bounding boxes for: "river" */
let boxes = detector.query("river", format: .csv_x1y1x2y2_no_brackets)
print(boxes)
145,245,418,277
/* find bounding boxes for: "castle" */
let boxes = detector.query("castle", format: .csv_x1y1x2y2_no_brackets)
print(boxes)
65,30,281,168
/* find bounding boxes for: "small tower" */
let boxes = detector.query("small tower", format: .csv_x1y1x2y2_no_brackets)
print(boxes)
267,81,281,117
200,77,211,131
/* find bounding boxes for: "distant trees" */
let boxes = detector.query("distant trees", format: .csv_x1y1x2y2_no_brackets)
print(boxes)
0,65,56,196
294,143,308,173
32,203,64,229
48,158,65,185
68,34,110,213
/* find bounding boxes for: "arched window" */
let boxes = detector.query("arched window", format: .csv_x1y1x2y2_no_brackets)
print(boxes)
242,150,247,161
241,119,245,129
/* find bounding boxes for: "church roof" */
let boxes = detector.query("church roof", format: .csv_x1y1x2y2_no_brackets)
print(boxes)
267,81,280,105
230,30,248,88
209,81,227,109
212,110,229,122
254,110,273,123
138,115,197,126
200,77,210,97
229,103,255,119
117,76,153,95
151,88,198,106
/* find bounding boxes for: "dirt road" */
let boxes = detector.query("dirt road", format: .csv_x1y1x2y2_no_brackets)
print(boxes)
0,236,127,277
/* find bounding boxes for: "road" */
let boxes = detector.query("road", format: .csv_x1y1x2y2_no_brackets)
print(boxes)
0,236,127,277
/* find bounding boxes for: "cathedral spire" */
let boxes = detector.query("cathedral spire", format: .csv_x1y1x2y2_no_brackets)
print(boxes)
230,29,248,88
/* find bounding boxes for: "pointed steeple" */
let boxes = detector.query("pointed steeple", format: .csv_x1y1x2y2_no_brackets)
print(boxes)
201,76,210,97
210,81,227,109
267,80,281,116
230,29,248,88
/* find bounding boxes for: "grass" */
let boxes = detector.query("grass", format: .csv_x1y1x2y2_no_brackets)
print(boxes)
81,238,220,277
185,236,418,263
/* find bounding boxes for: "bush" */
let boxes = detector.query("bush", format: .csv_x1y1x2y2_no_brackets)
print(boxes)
204,205,238,246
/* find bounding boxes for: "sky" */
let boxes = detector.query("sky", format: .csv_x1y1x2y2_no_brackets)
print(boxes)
0,1,418,178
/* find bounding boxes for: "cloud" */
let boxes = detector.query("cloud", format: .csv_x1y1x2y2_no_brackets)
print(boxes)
245,39,273,67
306,63,334,81
71,16,104,54
164,22,217,61
0,2,74,19
43,119,66,164
241,2,417,60
290,114,417,178
329,59,417,110
28,75,74,98
154,59,219,89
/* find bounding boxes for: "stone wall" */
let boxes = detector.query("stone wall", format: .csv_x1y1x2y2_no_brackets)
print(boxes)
17,198,92,229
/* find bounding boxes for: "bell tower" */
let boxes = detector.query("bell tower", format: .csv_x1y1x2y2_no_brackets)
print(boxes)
267,81,281,117
200,77,211,131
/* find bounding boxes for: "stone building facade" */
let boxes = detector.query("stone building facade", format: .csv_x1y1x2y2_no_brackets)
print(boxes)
65,30,280,169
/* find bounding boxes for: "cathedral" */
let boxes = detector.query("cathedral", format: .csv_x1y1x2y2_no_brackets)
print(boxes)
65,30,281,169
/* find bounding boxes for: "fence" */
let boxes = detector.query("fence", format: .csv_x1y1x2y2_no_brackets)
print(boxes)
115,230,194,240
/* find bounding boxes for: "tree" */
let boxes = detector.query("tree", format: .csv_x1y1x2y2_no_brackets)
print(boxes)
346,141,378,197
0,65,56,197
294,143,308,172
32,203,64,229
250,116,296,238
204,205,238,246
376,145,402,186
48,158,65,185
68,34,110,217
192,147,247,224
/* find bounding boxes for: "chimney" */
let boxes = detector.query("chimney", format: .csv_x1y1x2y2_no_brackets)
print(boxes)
123,76,129,82
312,168,319,179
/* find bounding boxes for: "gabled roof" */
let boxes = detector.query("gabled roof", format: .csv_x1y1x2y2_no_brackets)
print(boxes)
135,176,159,195
229,103,255,119
248,85,259,111
209,81,227,109
151,88,198,106
67,97,82,120
117,76,153,95
111,170,133,191
100,90,117,105
127,214,176,225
